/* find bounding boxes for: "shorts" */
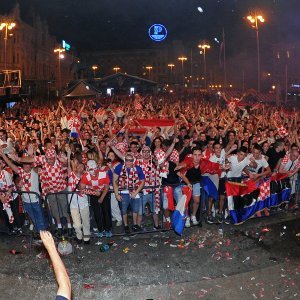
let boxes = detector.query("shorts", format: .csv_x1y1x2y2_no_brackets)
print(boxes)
139,192,155,215
120,193,140,215
192,182,201,197
174,183,201,202
47,192,69,220
218,178,226,195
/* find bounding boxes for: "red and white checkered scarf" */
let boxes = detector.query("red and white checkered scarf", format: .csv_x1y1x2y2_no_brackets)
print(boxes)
0,170,14,223
118,165,140,191
154,148,169,178
17,167,32,192
137,159,161,212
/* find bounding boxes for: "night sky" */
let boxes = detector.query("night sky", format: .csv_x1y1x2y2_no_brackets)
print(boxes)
0,0,299,54
0,0,299,87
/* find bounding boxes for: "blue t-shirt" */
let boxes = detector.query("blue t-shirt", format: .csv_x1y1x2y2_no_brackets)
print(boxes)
114,164,145,180
55,296,68,300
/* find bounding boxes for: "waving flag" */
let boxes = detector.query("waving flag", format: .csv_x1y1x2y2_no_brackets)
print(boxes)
171,186,192,235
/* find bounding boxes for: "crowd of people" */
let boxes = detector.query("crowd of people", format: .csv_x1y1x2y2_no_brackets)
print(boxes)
0,92,299,243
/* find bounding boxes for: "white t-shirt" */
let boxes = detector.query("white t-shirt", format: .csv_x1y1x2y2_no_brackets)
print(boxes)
210,149,226,178
227,155,250,178
247,154,269,174
60,116,68,129
67,171,89,209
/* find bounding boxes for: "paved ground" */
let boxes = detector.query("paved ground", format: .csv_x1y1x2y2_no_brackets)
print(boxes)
0,210,300,300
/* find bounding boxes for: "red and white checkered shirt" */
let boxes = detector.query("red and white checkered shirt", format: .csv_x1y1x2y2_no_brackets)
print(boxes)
67,116,81,132
80,169,109,195
35,155,67,196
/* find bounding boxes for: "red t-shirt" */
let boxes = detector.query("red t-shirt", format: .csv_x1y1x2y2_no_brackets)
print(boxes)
80,170,109,192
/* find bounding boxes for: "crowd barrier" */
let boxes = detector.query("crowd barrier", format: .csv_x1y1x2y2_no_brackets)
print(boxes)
0,173,299,242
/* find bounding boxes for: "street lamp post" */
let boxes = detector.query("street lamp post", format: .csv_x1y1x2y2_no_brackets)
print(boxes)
0,22,16,69
146,66,153,79
54,48,65,98
92,65,98,78
246,13,265,93
178,56,187,85
198,43,211,89
167,63,175,83
113,66,120,74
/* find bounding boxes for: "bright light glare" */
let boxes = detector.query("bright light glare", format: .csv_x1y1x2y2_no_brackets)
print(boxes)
197,7,204,13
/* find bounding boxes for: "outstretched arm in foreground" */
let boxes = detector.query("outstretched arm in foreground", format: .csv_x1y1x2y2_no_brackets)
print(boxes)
40,231,71,300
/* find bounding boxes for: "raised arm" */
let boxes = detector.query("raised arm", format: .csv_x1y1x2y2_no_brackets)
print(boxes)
0,150,19,173
78,99,86,116
59,100,68,115
40,231,71,300
8,152,35,164
165,138,178,159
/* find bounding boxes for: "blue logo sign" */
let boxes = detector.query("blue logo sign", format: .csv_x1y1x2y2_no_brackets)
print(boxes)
148,24,167,42
62,40,71,51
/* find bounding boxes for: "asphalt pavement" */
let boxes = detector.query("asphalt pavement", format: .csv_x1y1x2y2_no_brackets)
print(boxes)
0,210,300,300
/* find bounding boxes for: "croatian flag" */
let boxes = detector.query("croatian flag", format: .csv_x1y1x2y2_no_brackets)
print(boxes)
201,175,219,201
226,175,291,225
171,186,192,235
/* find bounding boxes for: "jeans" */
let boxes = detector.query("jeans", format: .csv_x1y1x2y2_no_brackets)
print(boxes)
139,192,155,215
120,193,140,215
23,201,47,232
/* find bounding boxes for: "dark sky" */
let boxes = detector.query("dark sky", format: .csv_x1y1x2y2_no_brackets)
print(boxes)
0,0,299,55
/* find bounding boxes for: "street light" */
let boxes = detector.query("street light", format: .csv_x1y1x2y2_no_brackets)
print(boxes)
146,66,153,79
0,21,16,69
54,47,65,98
178,56,187,84
168,63,175,83
92,65,98,78
198,42,211,89
113,66,120,73
246,12,265,93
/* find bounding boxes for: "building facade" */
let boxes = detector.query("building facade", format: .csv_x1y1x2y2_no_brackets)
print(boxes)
83,40,191,86
0,4,76,99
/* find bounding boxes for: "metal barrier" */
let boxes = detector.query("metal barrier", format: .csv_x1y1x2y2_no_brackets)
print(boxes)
0,174,298,242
